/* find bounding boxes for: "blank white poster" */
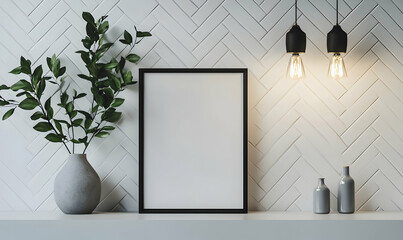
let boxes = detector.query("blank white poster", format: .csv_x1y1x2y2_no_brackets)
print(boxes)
142,71,245,210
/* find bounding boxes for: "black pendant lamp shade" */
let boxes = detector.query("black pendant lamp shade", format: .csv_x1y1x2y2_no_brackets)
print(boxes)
286,25,306,53
327,25,347,53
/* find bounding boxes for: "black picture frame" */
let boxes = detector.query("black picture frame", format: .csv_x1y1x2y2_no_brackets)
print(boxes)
139,68,248,214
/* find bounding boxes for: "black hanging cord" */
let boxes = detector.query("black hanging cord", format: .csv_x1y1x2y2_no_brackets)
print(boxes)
336,0,339,25
295,0,298,25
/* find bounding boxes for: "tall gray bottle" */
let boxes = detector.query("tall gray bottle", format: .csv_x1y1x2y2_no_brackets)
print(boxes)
314,178,330,214
338,166,355,214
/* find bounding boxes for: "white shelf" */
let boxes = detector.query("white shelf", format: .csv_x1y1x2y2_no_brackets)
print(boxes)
1,211,403,221
1,211,403,240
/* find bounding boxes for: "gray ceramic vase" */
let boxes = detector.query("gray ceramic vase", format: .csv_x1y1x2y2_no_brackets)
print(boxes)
313,178,330,214
338,166,355,214
54,154,101,214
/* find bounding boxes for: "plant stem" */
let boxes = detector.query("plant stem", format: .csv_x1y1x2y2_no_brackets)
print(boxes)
83,120,103,153
37,100,71,154
69,115,75,154
31,76,71,154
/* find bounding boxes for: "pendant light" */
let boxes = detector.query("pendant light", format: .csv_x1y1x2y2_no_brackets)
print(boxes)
286,0,306,80
327,0,347,79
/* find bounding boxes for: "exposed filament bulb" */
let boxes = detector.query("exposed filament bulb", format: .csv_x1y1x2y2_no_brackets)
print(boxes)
328,53,346,79
287,53,305,80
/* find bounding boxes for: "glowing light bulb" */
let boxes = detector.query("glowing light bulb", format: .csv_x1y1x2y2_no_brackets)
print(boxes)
287,54,305,80
328,53,346,79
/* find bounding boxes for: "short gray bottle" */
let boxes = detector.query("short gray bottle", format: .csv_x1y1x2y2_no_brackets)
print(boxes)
313,178,330,214
338,166,355,214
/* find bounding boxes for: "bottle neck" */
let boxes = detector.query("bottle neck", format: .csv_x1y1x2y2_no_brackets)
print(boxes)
342,166,350,176
318,178,325,185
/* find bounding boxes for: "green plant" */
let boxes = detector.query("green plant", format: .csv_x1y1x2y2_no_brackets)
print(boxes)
0,12,151,154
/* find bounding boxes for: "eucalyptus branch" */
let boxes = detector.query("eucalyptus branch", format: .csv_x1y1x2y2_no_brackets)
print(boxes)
1,11,151,154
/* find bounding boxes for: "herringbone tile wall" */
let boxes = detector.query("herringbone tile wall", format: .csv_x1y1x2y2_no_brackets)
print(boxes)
0,0,402,212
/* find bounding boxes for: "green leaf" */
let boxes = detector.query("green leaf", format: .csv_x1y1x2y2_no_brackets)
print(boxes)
0,100,9,106
87,63,98,77
86,23,99,41
20,57,31,74
102,126,115,131
50,54,57,68
102,109,122,123
19,98,39,110
87,127,97,134
45,98,53,119
119,39,129,44
95,131,110,138
60,92,68,106
104,62,118,70
82,38,94,49
111,98,124,108
82,12,95,25
78,74,92,81
52,59,60,77
16,91,27,97
74,93,87,99
95,80,109,88
9,66,22,75
118,57,126,71
70,110,78,118
102,88,114,108
136,31,152,38
33,122,53,132
54,120,63,134
58,67,66,77
30,111,44,120
109,75,121,92
36,79,46,99
0,84,9,90
78,110,91,119
98,21,109,34
32,65,43,87
10,80,32,91
2,108,15,120
45,133,63,142
78,136,88,144
66,102,74,113
100,15,108,22
126,81,137,86
55,119,70,128
123,30,132,44
126,54,140,63
72,118,83,127
98,43,113,53
24,92,34,99
84,118,93,129
46,57,52,71
91,105,99,114
123,71,133,84
91,88,103,106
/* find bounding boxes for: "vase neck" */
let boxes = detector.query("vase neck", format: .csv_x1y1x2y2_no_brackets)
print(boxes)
342,166,350,176
68,154,87,162
318,178,325,185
